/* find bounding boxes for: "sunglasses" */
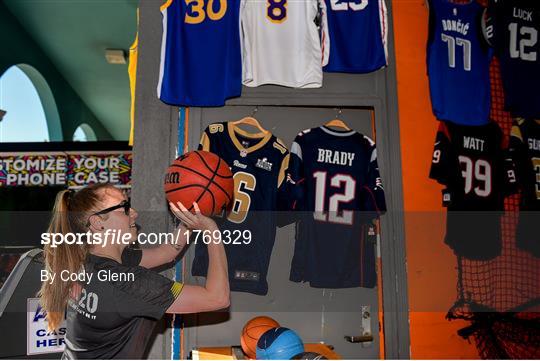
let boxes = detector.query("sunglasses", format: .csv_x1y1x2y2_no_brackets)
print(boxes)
86,199,131,227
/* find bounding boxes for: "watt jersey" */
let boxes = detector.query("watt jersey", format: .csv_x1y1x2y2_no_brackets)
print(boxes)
427,0,492,125
430,121,516,260
323,0,388,73
509,118,540,256
287,126,386,288
488,0,540,118
192,122,290,295
157,0,242,106
241,0,329,88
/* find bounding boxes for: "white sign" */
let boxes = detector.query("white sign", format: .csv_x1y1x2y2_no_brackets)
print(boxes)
27,298,66,355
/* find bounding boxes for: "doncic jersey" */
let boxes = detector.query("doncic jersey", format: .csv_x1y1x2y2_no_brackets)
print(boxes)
241,0,329,88
488,0,540,118
509,118,540,256
427,0,492,125
157,0,242,106
287,126,386,288
323,0,388,73
192,122,290,295
430,121,516,260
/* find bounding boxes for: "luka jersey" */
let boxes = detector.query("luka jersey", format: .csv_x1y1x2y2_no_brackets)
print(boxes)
157,0,242,106
430,121,517,260
192,122,290,295
488,0,540,118
427,0,492,125
323,0,388,73
509,118,540,256
241,0,329,88
287,126,386,288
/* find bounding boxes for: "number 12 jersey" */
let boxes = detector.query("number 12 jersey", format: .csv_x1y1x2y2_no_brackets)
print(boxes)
287,126,386,288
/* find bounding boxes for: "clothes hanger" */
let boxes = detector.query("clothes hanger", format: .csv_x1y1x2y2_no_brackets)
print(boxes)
325,108,351,130
231,106,268,134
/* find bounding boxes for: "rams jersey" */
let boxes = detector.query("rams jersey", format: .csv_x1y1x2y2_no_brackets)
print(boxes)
509,118,540,256
323,0,388,73
430,121,517,260
488,0,540,118
192,122,290,295
241,0,329,88
427,0,492,125
287,126,386,288
157,0,242,106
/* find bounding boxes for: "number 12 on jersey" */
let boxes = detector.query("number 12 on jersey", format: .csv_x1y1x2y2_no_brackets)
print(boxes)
313,171,356,225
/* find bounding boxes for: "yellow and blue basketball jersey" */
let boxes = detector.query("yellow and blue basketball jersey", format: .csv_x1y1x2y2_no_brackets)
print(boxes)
157,0,242,106
427,0,492,125
192,122,290,295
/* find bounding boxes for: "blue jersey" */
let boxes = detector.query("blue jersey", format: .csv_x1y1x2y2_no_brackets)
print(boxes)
323,0,388,73
287,126,386,288
192,122,290,295
157,0,242,106
427,0,492,125
488,0,540,118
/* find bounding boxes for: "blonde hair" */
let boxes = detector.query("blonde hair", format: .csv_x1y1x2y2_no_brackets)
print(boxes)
39,183,115,330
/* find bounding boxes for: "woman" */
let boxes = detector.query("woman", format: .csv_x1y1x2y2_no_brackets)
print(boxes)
39,183,229,359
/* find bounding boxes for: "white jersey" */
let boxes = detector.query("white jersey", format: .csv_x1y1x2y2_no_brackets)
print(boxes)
241,0,329,88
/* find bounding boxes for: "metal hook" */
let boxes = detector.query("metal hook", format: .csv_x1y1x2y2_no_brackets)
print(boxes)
335,108,342,119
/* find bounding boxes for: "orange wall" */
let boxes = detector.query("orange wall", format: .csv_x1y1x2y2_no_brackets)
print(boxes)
392,0,480,358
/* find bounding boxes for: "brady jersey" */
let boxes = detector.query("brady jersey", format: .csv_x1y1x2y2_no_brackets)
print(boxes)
488,0,540,118
287,126,386,288
192,122,290,295
323,0,388,73
241,0,329,88
509,118,540,256
427,0,492,125
157,0,242,106
430,121,516,260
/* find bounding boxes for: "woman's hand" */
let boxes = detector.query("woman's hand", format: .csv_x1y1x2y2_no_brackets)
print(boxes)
169,201,218,232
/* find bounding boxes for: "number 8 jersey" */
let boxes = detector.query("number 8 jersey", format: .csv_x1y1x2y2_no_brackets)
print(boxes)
429,121,517,260
427,0,492,125
287,126,386,288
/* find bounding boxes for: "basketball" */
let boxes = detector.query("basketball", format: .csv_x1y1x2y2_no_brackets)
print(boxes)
240,316,281,359
256,327,304,360
164,150,234,216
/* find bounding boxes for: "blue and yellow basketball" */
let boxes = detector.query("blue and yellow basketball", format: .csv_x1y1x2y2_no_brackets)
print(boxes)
256,327,304,360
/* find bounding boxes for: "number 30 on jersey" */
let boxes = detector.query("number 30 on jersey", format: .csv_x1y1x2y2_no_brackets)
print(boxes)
185,0,227,24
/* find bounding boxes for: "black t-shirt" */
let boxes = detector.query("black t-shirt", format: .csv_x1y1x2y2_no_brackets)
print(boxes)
509,118,540,256
430,121,516,260
62,248,183,359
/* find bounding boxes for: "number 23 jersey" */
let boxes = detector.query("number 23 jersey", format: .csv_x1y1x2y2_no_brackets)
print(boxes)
287,126,386,288
192,122,290,295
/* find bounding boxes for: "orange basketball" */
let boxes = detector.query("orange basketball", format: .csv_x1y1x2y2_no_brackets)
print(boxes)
164,150,234,216
240,316,280,359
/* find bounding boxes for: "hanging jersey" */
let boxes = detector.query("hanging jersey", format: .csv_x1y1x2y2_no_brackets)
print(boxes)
157,0,242,106
192,122,290,295
241,0,329,88
509,118,540,256
128,8,138,146
323,0,388,73
487,0,540,118
427,0,492,125
287,126,386,288
430,121,517,260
